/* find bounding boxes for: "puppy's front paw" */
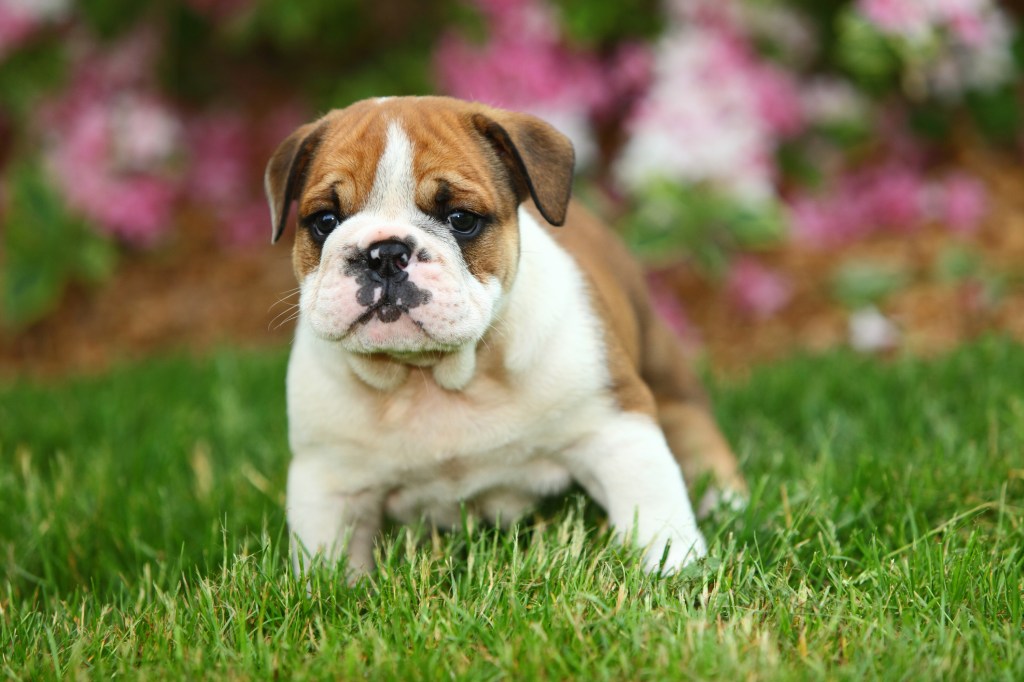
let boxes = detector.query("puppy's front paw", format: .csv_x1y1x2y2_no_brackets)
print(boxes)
643,527,707,575
697,485,748,520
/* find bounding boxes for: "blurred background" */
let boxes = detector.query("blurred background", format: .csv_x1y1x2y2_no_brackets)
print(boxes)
1,0,1022,377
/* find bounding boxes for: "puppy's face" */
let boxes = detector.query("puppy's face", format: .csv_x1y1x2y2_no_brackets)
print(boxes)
265,97,574,358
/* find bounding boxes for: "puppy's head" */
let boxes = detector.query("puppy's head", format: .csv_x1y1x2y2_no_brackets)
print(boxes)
265,97,574,358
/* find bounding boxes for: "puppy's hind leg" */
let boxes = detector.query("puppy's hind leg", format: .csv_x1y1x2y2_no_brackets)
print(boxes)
657,401,747,517
643,319,747,518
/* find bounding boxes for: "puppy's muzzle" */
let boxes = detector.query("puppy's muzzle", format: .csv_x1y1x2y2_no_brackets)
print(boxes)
354,239,431,324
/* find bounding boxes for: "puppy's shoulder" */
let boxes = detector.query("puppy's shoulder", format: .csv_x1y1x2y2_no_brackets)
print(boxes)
533,200,652,361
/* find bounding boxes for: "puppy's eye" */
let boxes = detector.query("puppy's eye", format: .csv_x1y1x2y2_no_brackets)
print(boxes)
446,210,483,239
308,211,341,243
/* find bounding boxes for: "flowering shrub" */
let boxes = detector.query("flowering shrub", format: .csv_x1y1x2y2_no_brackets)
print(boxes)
615,2,805,203
436,0,1019,319
0,0,70,59
844,0,1017,99
435,0,652,166
0,0,1020,329
789,164,988,248
41,31,182,245
0,0,436,327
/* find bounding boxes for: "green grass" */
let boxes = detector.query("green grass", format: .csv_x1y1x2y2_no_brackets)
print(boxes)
2,339,1023,679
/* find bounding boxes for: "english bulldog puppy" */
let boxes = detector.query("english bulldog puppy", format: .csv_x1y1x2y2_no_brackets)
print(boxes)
264,96,746,579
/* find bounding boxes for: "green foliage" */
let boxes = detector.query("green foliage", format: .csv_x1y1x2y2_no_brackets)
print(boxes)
906,99,955,139
550,0,664,47
835,12,900,92
933,247,1009,309
2,340,1024,677
830,259,910,308
240,0,365,51
935,245,982,282
966,85,1024,144
621,181,786,274
77,0,152,38
312,48,435,110
1,164,117,330
228,0,442,107
0,41,66,119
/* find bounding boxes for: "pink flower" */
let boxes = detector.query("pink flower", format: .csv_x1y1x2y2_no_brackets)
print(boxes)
47,100,180,245
184,110,263,244
937,172,987,233
615,3,806,202
182,104,310,245
216,200,275,246
859,163,926,229
932,0,996,46
434,29,605,113
434,0,615,164
749,63,804,137
858,0,1016,97
185,111,250,204
0,3,37,58
604,42,655,116
0,0,69,58
788,161,935,247
39,32,183,245
858,0,931,38
789,195,849,247
88,176,179,245
726,257,792,318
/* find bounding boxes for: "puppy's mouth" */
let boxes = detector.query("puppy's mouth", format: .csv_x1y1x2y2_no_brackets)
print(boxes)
353,298,411,326
353,270,433,326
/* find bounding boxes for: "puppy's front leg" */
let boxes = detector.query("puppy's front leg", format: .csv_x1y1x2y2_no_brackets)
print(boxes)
564,413,707,573
286,457,382,581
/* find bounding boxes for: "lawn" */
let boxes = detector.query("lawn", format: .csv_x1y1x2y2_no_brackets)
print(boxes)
1,339,1022,679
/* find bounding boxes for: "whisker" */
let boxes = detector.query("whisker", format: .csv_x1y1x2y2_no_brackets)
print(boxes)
269,303,301,331
271,310,302,331
268,287,301,314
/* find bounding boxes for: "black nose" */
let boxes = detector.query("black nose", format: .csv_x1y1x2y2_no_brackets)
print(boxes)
366,240,412,282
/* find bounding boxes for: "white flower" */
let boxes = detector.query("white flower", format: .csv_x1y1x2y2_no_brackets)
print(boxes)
615,27,775,203
849,306,900,352
2,0,70,20
110,94,183,171
801,78,870,126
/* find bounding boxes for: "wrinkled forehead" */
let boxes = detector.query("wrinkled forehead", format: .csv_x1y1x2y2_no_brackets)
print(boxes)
298,100,511,218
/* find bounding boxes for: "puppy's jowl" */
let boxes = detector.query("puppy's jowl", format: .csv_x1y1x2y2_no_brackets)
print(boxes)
265,96,746,579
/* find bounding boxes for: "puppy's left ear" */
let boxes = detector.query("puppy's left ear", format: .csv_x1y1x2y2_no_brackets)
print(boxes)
265,121,324,244
473,111,575,226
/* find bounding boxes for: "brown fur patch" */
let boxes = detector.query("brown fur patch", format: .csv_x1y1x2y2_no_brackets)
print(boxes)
286,106,389,280
544,201,745,493
291,229,322,281
540,202,655,415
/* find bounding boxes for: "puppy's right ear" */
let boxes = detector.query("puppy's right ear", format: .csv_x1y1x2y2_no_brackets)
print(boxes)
265,122,324,244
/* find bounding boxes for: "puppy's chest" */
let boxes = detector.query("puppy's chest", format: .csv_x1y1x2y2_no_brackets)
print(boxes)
363,370,603,467
369,376,592,524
